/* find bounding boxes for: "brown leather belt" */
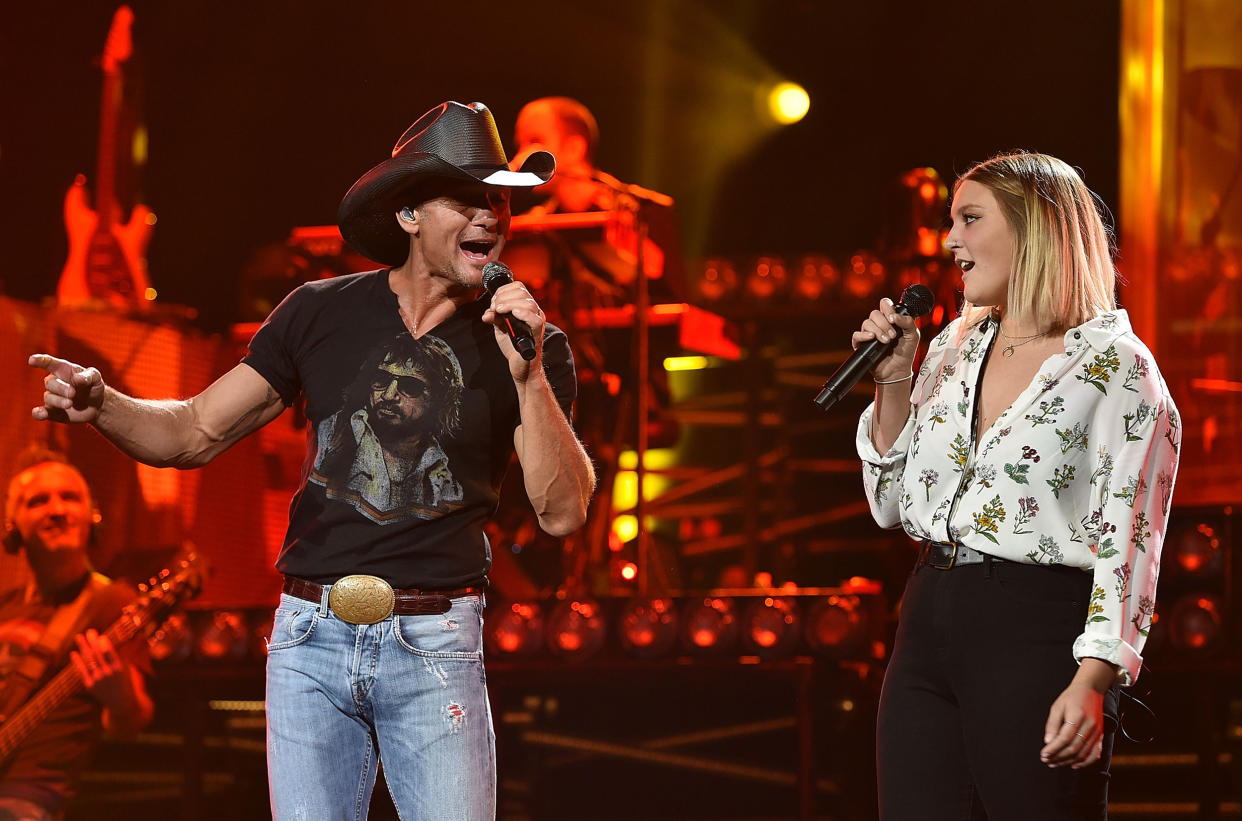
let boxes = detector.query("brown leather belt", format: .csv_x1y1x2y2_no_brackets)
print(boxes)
282,575,483,623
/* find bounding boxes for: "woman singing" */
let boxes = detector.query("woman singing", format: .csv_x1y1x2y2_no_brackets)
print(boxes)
854,152,1180,819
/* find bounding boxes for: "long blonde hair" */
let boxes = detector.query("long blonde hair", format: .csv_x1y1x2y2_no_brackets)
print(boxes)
957,152,1116,332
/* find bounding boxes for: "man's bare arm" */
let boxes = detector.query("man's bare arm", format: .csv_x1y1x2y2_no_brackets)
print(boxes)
513,377,595,538
31,355,285,469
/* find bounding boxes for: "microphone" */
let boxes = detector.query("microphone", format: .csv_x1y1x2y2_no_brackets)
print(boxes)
481,261,538,361
813,284,935,411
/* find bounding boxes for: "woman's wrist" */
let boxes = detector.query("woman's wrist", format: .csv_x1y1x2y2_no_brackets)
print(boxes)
1073,657,1118,694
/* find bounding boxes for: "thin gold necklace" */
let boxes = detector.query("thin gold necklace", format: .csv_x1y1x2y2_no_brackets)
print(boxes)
997,322,1048,358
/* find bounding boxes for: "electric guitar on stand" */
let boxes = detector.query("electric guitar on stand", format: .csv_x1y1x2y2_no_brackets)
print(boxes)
58,5,155,309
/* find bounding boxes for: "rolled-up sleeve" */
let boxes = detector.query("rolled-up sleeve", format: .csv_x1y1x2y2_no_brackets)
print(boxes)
1072,362,1180,687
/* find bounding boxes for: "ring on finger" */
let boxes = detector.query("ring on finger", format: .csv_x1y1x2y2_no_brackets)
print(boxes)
1074,732,1087,739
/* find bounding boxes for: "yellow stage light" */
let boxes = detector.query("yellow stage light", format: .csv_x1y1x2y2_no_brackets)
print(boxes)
612,515,639,543
664,356,708,372
768,82,810,124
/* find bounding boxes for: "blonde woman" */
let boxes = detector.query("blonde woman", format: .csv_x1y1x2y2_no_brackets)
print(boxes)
855,152,1179,819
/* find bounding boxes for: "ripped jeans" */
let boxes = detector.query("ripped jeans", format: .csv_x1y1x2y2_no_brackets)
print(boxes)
265,592,495,820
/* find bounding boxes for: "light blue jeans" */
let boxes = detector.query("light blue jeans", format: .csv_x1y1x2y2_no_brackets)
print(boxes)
265,590,495,820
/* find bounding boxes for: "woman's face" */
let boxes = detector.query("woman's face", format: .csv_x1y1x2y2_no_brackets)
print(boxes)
945,179,1014,308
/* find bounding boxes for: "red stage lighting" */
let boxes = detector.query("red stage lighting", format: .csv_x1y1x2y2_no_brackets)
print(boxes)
740,596,800,656
804,595,867,657
546,598,606,659
1170,522,1223,577
680,597,738,654
696,258,739,303
745,256,787,301
1167,595,1224,651
618,597,678,658
196,610,248,659
148,611,192,662
484,601,543,657
792,255,840,302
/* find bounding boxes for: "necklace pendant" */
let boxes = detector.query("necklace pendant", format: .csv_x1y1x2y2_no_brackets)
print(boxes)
1002,345,1015,357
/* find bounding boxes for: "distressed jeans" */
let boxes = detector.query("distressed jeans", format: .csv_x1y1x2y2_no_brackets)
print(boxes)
265,591,495,820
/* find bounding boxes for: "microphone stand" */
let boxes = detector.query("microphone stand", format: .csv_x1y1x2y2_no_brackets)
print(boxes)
583,170,672,595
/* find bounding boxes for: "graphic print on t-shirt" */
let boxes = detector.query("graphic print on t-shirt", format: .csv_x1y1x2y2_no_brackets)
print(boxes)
310,332,467,523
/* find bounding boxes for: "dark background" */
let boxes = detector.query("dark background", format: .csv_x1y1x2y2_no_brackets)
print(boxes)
0,0,1119,330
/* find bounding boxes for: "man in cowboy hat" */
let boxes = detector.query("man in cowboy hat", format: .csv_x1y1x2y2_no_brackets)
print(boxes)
26,100,594,820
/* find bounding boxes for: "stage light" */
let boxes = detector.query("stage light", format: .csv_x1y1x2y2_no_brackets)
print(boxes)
196,610,248,660
739,596,800,656
680,597,739,654
1166,595,1224,651
696,258,739,302
844,252,886,301
664,356,709,372
485,601,543,656
768,82,810,125
745,256,787,300
148,611,192,662
612,515,639,544
619,561,638,581
546,598,607,659
1169,522,1223,577
619,598,679,658
804,595,868,657
792,255,840,302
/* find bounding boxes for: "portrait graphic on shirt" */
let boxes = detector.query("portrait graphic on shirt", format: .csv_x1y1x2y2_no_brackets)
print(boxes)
310,332,466,523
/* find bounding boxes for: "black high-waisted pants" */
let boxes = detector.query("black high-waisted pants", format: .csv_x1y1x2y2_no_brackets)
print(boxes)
876,558,1120,820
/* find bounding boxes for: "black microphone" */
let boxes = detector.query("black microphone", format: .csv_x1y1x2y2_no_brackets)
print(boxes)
813,284,935,411
481,261,537,361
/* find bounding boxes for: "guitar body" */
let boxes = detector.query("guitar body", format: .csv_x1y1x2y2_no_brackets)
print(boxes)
59,178,153,308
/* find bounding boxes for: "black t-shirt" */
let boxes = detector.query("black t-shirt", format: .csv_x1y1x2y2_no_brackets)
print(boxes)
242,269,577,589
0,562,143,813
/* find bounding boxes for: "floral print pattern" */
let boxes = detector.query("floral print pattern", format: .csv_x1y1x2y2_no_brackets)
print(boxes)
857,310,1179,686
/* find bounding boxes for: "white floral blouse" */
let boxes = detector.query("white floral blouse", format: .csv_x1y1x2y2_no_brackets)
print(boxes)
856,309,1179,686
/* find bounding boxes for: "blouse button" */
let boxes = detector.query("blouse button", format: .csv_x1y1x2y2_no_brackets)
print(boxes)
1073,332,1081,339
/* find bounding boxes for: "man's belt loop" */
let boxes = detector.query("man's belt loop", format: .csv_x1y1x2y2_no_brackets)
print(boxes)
317,581,331,618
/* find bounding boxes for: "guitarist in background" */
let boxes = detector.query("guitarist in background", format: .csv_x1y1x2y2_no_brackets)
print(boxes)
0,450,152,821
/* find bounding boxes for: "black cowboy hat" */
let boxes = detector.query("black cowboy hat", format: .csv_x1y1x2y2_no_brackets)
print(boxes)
338,101,555,266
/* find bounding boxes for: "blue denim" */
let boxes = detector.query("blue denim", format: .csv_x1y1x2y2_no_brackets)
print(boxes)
265,591,495,820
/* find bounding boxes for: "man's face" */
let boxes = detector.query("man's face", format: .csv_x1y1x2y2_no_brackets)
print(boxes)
368,358,431,440
8,463,93,556
406,179,510,288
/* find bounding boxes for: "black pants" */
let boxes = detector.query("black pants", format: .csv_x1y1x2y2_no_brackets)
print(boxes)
876,559,1119,820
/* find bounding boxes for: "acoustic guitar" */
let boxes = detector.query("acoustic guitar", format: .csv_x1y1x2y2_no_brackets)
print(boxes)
0,550,202,766
57,5,155,309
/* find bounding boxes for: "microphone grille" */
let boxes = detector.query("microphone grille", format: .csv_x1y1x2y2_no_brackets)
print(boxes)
481,261,512,292
900,284,935,318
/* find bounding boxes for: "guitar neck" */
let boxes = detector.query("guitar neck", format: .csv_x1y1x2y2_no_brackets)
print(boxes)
0,615,140,760
94,66,123,227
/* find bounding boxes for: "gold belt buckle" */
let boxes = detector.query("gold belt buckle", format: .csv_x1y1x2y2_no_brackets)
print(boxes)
328,575,395,624
934,542,958,571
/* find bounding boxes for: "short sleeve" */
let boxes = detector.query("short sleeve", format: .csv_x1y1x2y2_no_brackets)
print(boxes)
241,287,307,407
538,322,577,422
